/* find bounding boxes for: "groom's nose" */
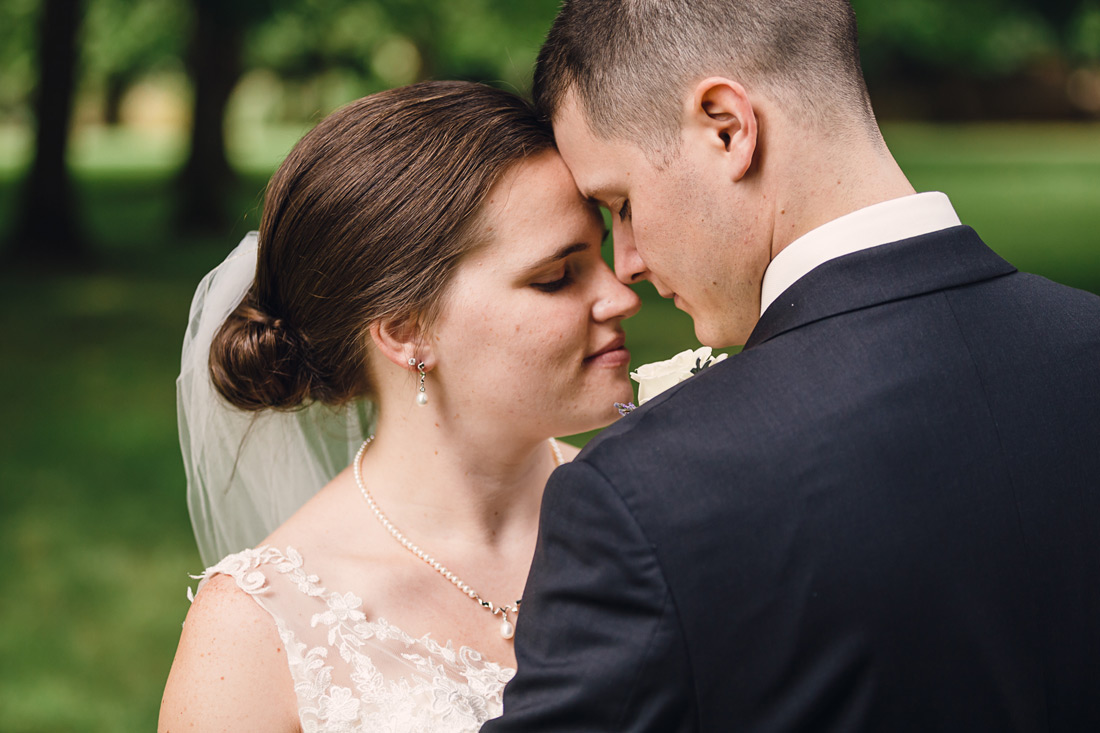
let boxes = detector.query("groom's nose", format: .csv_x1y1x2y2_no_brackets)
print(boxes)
612,223,648,285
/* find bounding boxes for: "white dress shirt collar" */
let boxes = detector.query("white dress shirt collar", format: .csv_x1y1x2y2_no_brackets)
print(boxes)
759,192,962,316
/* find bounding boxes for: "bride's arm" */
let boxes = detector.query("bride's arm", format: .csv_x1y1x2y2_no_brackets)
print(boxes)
159,574,300,733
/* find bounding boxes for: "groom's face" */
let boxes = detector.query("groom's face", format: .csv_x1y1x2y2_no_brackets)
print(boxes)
553,94,768,347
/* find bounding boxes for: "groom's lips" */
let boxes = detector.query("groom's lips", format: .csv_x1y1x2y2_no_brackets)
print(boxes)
586,335,630,367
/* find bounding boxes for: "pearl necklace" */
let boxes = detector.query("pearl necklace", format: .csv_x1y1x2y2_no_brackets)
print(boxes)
353,435,564,640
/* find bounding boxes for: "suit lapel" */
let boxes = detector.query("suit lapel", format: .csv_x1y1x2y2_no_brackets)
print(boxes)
745,226,1017,349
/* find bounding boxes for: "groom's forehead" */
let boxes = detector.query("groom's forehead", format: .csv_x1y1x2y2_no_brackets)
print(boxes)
551,95,641,196
551,91,598,144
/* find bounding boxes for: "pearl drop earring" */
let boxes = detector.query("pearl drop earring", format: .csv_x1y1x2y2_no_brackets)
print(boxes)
409,357,428,406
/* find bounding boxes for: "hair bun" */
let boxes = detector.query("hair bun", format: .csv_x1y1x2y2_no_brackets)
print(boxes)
209,295,315,411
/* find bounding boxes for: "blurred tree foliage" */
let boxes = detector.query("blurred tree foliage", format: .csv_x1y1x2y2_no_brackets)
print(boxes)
0,1,38,121
2,0,1099,257
81,0,188,124
852,0,1100,118
1,0,1096,125
851,0,1100,72
241,0,556,109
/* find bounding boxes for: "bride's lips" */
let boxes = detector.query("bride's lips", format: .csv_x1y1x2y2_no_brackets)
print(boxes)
585,335,630,367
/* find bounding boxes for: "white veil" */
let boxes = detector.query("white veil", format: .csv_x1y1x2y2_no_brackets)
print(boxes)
177,232,375,566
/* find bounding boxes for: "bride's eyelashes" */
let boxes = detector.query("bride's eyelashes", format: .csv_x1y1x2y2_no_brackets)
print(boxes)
528,234,605,293
530,268,574,293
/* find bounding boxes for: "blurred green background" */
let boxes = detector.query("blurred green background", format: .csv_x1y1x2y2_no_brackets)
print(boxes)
1,0,1098,730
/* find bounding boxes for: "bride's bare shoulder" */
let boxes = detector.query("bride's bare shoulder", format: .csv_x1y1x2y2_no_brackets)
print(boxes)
262,467,362,552
159,573,299,732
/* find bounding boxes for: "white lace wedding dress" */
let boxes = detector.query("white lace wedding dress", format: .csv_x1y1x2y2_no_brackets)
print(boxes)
191,545,514,732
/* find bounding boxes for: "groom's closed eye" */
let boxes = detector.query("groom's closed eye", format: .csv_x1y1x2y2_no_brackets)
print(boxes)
617,199,631,222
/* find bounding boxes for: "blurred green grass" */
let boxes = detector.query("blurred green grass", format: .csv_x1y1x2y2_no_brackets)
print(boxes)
884,122,1100,294
0,121,1097,731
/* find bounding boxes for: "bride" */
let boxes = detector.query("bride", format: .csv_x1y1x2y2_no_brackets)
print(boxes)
159,81,640,732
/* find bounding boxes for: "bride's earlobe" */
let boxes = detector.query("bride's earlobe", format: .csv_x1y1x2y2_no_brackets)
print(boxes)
370,318,429,369
372,319,435,406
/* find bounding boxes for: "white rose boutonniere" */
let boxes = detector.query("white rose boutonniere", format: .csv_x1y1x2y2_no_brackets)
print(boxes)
615,347,728,414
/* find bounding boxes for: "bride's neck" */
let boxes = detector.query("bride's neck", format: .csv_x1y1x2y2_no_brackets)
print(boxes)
357,408,553,549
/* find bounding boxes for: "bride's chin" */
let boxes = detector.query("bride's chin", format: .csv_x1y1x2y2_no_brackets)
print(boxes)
542,379,635,436
611,378,636,406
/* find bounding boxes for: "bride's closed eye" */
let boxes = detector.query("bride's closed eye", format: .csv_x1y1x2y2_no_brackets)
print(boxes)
525,236,604,293
531,268,573,293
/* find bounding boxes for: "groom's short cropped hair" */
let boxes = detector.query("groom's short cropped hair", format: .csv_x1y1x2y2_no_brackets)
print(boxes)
534,0,875,154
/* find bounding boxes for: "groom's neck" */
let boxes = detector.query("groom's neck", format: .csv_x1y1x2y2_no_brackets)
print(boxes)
765,120,916,262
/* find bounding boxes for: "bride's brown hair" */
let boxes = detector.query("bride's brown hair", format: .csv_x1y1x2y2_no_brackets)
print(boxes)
210,81,554,411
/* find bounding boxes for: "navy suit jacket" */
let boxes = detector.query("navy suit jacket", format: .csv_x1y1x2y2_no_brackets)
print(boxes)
484,227,1100,732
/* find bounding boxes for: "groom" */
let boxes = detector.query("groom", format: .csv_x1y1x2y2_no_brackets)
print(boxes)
484,1,1100,731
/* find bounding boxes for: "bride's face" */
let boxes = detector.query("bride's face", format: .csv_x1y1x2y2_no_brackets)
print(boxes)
427,150,641,438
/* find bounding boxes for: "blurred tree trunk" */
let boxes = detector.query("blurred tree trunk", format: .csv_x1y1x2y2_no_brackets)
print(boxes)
1034,0,1080,37
103,71,131,126
174,0,245,235
11,0,86,264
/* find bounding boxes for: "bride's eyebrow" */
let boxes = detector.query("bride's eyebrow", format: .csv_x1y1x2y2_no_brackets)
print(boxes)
520,242,589,275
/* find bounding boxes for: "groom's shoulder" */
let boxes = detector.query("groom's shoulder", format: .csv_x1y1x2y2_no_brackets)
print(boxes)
577,352,779,474
981,264,1100,307
574,269,1100,488
948,267,1100,351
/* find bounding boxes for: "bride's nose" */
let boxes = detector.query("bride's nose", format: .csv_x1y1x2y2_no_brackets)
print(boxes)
592,268,641,322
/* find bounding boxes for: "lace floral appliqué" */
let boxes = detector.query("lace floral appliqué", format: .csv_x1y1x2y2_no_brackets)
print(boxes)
192,546,515,732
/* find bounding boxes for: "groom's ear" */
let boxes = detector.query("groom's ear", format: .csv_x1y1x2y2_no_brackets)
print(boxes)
370,316,433,371
684,77,758,182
